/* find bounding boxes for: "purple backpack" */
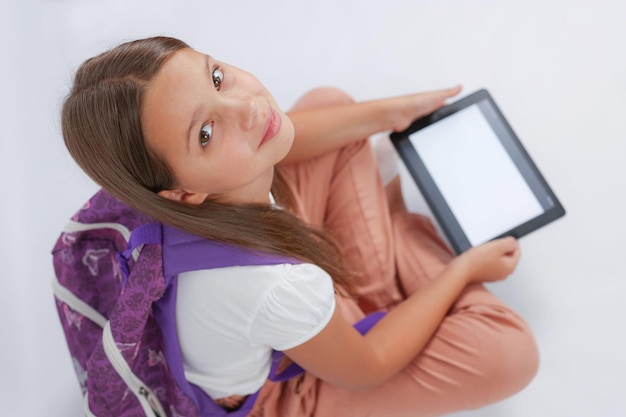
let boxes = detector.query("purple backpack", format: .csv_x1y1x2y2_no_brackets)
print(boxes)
52,189,384,416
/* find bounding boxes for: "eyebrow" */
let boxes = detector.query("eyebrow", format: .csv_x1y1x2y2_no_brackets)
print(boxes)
186,56,213,152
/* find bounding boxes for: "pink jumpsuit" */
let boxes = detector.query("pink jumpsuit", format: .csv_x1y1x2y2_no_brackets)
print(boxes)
249,90,539,417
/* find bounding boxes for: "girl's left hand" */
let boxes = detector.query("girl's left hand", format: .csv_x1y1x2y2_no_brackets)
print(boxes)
388,85,463,132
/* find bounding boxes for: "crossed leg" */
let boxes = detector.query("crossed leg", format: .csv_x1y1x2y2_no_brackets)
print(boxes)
259,88,539,417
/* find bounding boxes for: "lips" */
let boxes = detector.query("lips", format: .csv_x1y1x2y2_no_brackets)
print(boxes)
259,107,281,148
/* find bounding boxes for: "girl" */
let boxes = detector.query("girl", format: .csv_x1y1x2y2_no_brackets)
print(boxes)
61,36,538,417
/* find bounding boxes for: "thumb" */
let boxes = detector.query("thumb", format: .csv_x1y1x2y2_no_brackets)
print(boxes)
493,236,520,255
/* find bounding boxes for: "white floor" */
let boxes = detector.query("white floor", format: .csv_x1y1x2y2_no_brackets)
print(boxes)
2,0,625,415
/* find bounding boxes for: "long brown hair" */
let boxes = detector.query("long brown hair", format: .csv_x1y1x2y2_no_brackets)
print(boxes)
61,36,352,290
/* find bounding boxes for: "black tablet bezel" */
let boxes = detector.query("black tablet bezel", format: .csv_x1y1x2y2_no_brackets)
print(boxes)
390,89,565,254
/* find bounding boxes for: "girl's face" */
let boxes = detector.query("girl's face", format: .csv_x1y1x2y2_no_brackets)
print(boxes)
142,48,294,205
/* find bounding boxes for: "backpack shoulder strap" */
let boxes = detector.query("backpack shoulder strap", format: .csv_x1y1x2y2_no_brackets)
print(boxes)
115,223,163,286
152,224,299,417
152,224,387,416
161,224,296,277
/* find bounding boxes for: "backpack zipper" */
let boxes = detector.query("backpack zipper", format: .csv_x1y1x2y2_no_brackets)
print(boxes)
83,393,97,417
139,387,165,417
102,322,167,417
52,277,107,328
64,220,131,242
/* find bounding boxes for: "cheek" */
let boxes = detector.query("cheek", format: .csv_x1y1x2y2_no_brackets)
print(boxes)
172,164,204,192
176,149,253,192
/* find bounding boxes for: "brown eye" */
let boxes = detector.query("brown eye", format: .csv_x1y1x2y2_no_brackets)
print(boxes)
200,123,212,147
212,67,223,90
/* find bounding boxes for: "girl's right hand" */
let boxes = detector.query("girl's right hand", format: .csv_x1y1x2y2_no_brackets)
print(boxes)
453,236,521,285
284,235,521,391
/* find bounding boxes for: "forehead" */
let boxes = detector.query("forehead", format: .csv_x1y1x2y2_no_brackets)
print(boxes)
141,48,207,156
143,47,207,110
155,47,206,82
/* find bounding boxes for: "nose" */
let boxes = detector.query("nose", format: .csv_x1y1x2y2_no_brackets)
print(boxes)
222,95,259,132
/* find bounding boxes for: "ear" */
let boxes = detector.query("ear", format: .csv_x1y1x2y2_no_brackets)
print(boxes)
157,189,209,206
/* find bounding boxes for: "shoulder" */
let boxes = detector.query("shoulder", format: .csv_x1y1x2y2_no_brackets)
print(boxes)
254,263,336,317
179,263,336,349
178,262,332,295
177,263,335,327
249,263,336,350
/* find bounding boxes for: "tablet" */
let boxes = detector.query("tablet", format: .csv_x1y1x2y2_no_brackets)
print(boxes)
390,89,565,254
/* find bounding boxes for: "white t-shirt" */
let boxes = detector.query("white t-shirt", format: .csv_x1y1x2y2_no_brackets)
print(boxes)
175,262,336,399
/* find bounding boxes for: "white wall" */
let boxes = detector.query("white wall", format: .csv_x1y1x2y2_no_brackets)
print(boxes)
1,0,625,415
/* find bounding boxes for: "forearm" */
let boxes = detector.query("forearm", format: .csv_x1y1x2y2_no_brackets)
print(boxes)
281,86,462,164
284,237,518,391
351,238,520,389
286,259,470,391
357,260,469,388
282,99,397,164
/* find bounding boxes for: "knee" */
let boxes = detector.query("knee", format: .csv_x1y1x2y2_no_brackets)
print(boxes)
501,327,539,387
475,307,540,400
290,87,355,111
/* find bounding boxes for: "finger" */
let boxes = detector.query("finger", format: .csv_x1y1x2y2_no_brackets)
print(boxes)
443,84,462,97
432,85,462,101
492,235,519,253
426,85,463,110
501,239,521,272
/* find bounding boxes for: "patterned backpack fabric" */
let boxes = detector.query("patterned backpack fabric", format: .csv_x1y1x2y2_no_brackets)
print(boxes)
52,189,385,417
52,189,197,416
51,189,302,416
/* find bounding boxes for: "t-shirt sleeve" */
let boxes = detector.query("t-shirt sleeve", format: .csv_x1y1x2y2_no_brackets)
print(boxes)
248,264,336,351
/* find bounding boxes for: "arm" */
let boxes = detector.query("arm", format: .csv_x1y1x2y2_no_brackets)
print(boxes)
284,236,520,391
282,86,462,164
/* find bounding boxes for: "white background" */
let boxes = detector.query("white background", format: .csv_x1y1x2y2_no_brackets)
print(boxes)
1,0,625,416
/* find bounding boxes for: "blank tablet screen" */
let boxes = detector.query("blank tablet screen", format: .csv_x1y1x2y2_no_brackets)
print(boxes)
391,89,565,253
